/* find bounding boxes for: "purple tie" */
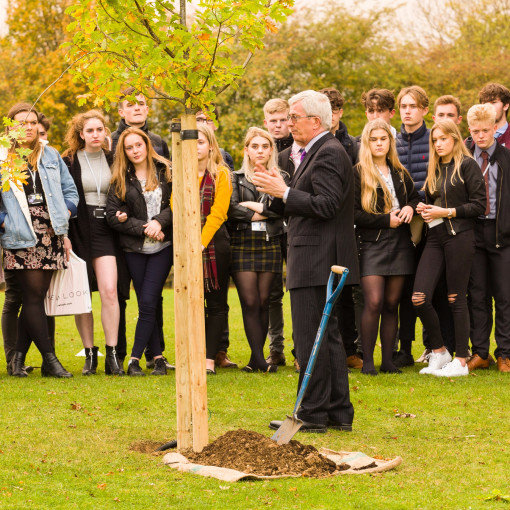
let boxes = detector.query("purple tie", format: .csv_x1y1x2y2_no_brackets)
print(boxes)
300,149,307,162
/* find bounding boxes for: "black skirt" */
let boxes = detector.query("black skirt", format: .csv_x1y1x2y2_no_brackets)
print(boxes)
87,205,117,258
358,226,414,277
231,229,282,273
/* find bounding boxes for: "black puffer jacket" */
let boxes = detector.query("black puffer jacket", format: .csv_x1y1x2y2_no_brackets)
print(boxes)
106,162,172,252
228,170,287,238
396,122,429,198
111,119,170,159
425,156,486,235
354,164,420,242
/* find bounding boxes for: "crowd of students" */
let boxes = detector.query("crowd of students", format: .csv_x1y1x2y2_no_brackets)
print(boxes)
2,80,510,379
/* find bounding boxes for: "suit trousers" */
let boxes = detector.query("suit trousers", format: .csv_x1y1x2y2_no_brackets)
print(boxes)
469,220,510,359
290,285,354,426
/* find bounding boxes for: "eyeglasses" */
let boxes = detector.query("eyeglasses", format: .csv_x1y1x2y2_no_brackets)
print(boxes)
196,117,214,124
287,114,318,123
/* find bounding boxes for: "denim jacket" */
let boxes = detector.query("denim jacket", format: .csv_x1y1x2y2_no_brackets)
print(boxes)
0,144,79,249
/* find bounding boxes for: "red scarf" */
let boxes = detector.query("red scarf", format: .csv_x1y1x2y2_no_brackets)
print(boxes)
200,170,219,292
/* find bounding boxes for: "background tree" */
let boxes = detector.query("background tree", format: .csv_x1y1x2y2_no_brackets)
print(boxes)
0,0,84,148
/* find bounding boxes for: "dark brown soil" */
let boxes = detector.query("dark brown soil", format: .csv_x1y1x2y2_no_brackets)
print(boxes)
183,429,348,477
129,440,167,455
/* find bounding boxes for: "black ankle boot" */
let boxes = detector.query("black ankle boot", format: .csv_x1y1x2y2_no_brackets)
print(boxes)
10,352,28,378
105,346,125,376
151,357,167,376
127,359,145,376
82,346,99,375
41,352,73,378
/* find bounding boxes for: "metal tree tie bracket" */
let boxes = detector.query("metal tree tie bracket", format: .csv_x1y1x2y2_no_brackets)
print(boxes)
181,130,199,140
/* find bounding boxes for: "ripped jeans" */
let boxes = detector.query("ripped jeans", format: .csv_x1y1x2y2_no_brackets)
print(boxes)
412,223,475,358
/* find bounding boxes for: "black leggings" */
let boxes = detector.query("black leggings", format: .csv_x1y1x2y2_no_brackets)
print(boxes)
413,225,475,358
13,269,55,355
233,271,276,370
360,275,405,372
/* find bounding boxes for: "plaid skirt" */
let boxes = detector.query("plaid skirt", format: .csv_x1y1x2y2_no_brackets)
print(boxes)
231,229,282,273
3,205,66,270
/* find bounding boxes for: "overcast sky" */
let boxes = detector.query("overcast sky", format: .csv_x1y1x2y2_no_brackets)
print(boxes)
0,0,424,35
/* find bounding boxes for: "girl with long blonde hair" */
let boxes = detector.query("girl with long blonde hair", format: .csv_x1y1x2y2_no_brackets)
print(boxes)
228,126,287,373
355,119,420,375
63,109,124,376
413,119,485,377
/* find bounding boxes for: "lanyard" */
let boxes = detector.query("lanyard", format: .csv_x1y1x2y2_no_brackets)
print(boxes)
26,165,38,195
83,151,104,203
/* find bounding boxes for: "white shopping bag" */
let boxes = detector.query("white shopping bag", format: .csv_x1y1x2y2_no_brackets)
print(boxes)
44,251,92,316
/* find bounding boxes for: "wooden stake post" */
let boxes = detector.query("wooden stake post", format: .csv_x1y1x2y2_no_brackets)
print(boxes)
172,114,208,452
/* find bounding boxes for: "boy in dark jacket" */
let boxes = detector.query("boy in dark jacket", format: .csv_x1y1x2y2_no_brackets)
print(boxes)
479,83,510,147
466,104,510,373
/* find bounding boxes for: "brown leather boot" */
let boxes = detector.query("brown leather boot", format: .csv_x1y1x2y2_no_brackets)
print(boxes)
346,354,363,369
497,357,510,373
215,351,238,368
265,350,286,366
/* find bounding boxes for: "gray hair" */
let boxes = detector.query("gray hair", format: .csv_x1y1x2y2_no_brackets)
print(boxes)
289,90,332,131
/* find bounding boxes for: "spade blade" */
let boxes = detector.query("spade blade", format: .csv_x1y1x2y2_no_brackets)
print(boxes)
271,415,303,445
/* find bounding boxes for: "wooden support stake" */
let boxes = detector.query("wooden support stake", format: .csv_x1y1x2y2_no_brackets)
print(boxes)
172,119,193,450
177,114,208,452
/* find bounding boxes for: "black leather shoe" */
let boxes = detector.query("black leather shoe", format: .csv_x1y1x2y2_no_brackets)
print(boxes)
269,419,327,433
393,351,415,368
327,420,352,431
380,366,403,374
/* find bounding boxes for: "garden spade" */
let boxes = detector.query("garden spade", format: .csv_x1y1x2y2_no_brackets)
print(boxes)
271,265,349,445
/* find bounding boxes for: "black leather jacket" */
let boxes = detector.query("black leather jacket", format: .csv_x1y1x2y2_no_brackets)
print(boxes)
354,164,420,242
228,170,286,239
106,162,172,252
425,156,486,236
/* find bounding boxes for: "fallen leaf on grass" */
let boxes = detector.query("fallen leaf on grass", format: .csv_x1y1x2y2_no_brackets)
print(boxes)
483,490,510,502
97,483,107,490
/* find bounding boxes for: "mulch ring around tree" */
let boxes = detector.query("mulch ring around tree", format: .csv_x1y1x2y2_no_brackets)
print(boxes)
129,440,167,455
182,429,343,478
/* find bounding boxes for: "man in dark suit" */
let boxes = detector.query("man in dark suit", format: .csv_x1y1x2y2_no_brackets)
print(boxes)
253,90,358,432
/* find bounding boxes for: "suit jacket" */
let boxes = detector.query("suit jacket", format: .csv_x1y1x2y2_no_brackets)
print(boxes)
272,132,359,288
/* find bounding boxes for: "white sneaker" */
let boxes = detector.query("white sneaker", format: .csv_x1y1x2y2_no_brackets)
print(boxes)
432,358,469,377
419,349,452,374
416,348,432,363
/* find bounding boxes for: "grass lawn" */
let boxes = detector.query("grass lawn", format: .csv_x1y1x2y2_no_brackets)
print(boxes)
0,287,509,509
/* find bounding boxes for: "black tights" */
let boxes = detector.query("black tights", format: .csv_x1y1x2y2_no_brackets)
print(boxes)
233,271,276,370
14,270,55,355
360,275,405,373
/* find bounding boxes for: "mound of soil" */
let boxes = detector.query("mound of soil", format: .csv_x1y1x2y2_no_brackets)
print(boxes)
184,429,347,477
